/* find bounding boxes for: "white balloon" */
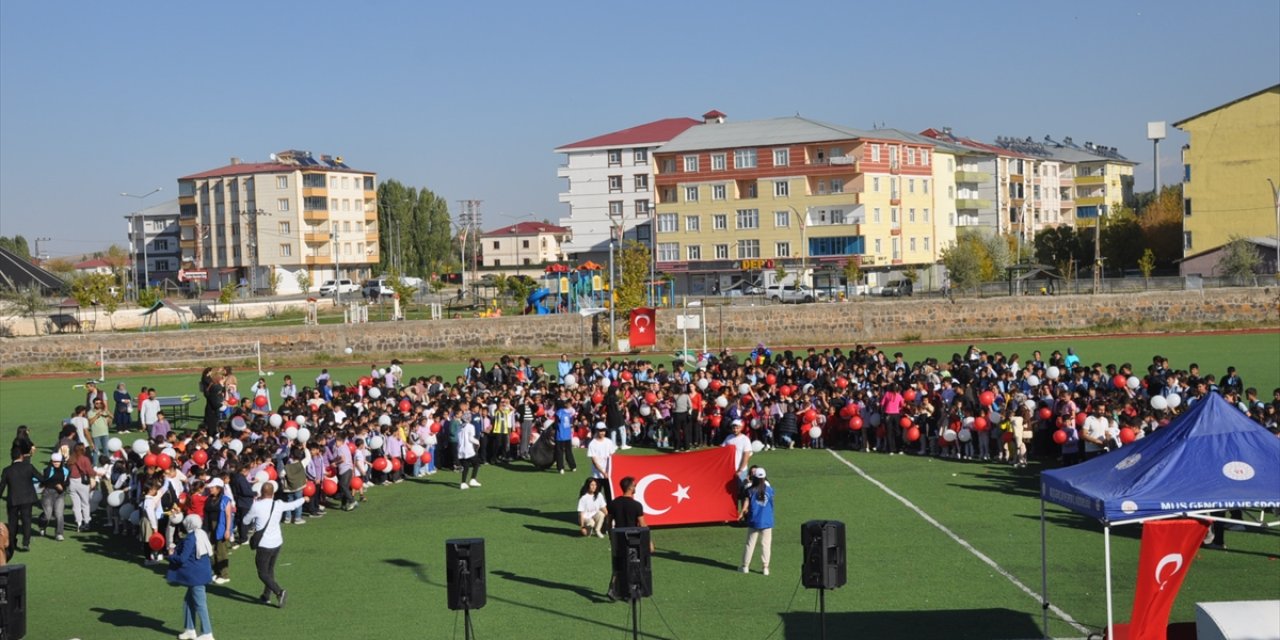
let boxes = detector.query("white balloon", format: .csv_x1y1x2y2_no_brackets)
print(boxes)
1027,375,1041,387
378,414,392,427
162,447,176,459
739,383,751,396
411,444,426,456
1150,396,1168,411
369,435,385,449
284,426,299,440
962,417,975,429
942,430,958,443
808,426,823,440
228,439,244,454
231,416,247,431
571,436,581,447
107,437,123,453
254,471,270,484
715,396,729,409
297,427,311,444
1166,394,1182,408
344,347,354,355
696,378,710,391
373,369,383,379
295,415,307,427
1024,400,1037,412
958,429,973,442
107,490,125,507
132,439,151,456
640,404,652,416
368,387,382,399
601,377,611,388
379,368,387,377
564,374,577,387
1126,376,1140,390
169,511,183,524
1046,366,1061,381
269,414,283,428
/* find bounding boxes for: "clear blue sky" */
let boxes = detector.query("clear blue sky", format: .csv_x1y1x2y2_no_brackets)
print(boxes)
2,0,1277,260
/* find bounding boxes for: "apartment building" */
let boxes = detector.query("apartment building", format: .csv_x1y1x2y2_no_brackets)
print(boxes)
995,136,1134,231
480,221,572,272
123,197,182,287
651,116,939,295
177,150,378,290
555,116,702,264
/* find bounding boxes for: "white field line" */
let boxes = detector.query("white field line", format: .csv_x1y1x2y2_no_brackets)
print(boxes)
827,450,1092,637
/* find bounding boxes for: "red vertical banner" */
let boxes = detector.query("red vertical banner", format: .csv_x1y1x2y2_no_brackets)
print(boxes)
1128,519,1209,640
629,307,656,347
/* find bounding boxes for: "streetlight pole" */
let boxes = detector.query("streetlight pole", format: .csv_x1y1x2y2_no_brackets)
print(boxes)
608,211,624,349
333,225,343,306
242,208,267,295
1267,178,1280,276
121,187,163,295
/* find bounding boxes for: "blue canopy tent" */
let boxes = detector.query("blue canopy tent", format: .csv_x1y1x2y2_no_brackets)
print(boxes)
1038,393,1280,637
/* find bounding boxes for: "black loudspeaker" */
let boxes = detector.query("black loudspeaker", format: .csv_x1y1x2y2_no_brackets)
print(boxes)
801,520,846,590
610,527,652,600
445,539,486,610
0,564,26,640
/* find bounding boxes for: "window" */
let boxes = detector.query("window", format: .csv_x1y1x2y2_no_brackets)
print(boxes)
737,239,760,259
736,209,759,229
1183,164,1190,182
734,149,757,169
773,149,789,166
277,176,288,189
907,148,916,165
891,208,899,223
330,198,338,210
657,213,678,233
774,210,790,228
1183,198,1192,217
492,241,500,250
685,215,700,232
153,239,169,251
743,181,758,198
909,179,915,193
923,179,929,194
874,238,882,254
712,184,726,200
522,240,530,249
608,175,623,192
808,236,864,257
634,199,650,217
608,149,622,166
634,148,648,164
831,209,845,224
278,198,291,212
923,208,929,222
657,242,679,261
924,237,931,251
686,245,701,260
871,144,881,162
154,259,171,271
342,199,350,211
872,177,880,192
873,207,881,223
1183,231,1193,250
948,185,955,198
948,158,955,172
713,214,727,230
910,237,917,251
683,155,699,172
774,180,789,197
685,186,699,202
661,159,676,173
714,244,729,259
609,201,624,217
775,242,791,258
329,176,338,189
921,149,929,166
661,188,677,203
344,176,352,189
278,221,291,235
493,259,501,266
909,208,916,223
279,243,292,257
634,175,649,191
830,178,843,193
711,153,726,171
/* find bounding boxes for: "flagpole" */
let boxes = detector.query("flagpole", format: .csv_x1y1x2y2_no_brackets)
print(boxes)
1040,498,1049,640
1104,524,1114,639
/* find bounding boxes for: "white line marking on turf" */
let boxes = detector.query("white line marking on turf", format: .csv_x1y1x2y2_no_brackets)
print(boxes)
828,450,1091,637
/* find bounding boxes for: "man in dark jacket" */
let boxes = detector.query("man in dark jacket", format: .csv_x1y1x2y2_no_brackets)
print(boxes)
0,449,42,558
40,453,70,540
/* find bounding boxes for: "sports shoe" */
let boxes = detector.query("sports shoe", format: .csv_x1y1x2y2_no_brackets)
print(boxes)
196,634,215,640
293,519,307,525
739,566,748,574
213,577,230,585
277,589,288,609
468,479,481,487
596,530,605,539
620,445,632,450
460,483,469,490
559,469,565,475
763,567,770,576
55,534,64,541
178,630,198,640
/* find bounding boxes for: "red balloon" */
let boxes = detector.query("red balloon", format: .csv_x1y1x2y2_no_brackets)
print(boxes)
709,380,722,393
535,406,546,417
359,377,372,388
419,451,432,464
899,416,913,429
903,388,917,402
156,454,172,470
849,416,864,431
1113,375,1127,390
979,391,995,407
840,405,855,419
405,450,419,465
779,385,792,398
254,395,268,408
399,399,412,413
1038,407,1053,421
302,480,316,497
148,532,166,551
325,465,336,478
905,426,920,442
1002,432,1015,443
836,377,849,389
592,392,604,405
709,414,722,428
645,391,658,405
973,417,989,432
1075,412,1088,426
191,449,209,466
1119,427,1137,444
430,422,442,434
265,465,278,481
350,476,364,491
765,374,777,386
322,479,339,496
803,409,818,424
391,458,403,472
620,370,633,382
1052,429,1069,445
347,441,357,455
372,457,389,472
143,453,158,468
284,420,298,431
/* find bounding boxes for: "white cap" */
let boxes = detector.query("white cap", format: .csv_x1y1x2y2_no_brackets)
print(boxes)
51,453,64,462
207,478,225,489
732,419,745,427
752,467,767,479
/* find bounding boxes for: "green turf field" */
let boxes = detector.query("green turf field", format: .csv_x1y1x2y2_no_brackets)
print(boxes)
1,331,1277,639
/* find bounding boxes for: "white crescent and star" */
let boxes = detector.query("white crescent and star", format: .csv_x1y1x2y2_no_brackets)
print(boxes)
634,314,652,333
634,473,691,516
1155,553,1183,591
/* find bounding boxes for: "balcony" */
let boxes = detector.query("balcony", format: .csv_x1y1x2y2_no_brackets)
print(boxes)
956,215,982,227
304,232,331,244
304,255,331,266
955,198,991,210
303,210,330,223
180,238,197,250
1076,196,1105,207
954,170,991,183
889,161,901,175
364,208,377,221
890,193,901,206
302,187,327,198
1075,174,1105,186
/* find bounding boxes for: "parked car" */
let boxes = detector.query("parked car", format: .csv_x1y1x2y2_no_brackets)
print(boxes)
318,278,359,296
879,280,913,297
765,284,823,304
363,278,395,299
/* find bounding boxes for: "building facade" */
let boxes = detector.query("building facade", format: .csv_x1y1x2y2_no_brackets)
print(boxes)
177,150,378,291
480,221,572,271
123,197,182,287
1175,84,1280,260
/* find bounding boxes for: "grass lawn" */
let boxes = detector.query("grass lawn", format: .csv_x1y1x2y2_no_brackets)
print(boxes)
2,331,1277,639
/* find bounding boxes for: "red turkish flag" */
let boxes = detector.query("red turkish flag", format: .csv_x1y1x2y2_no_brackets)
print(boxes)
1126,519,1209,640
629,307,656,347
610,448,738,527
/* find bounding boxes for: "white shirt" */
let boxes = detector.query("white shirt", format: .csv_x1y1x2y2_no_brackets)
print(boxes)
457,423,479,459
577,493,606,520
587,436,617,479
724,433,752,472
140,397,161,427
1082,415,1110,453
244,497,307,550
70,416,90,446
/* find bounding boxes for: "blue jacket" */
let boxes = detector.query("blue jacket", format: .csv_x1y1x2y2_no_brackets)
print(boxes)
166,533,213,587
744,485,775,530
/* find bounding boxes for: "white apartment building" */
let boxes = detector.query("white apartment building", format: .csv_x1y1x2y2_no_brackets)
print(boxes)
480,221,572,270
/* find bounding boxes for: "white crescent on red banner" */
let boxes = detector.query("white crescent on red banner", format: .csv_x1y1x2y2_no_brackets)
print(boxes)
629,307,656,348
611,447,738,526
1125,519,1209,640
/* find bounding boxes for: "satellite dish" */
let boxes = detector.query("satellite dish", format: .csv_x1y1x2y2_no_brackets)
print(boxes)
269,153,277,161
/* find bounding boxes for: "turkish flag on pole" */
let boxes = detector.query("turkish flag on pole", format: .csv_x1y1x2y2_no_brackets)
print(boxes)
629,307,657,347
610,448,738,527
1126,519,1209,640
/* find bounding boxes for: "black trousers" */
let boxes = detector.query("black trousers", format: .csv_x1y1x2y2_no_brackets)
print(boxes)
554,440,576,472
255,545,283,598
673,412,690,449
459,456,480,483
337,470,354,507
7,503,33,554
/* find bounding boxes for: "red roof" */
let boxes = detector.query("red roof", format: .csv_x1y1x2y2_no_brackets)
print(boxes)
180,161,371,180
75,258,112,269
556,117,701,151
702,109,726,119
920,128,1033,159
485,221,570,237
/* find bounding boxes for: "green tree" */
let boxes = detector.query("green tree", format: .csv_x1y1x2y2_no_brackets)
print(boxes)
1218,236,1261,283
1137,248,1157,281
1034,226,1086,267
615,240,650,327
978,233,1012,281
3,285,48,334
266,269,281,296
506,275,535,308
1138,184,1184,269
1100,205,1144,271
218,282,236,305
940,233,985,291
377,180,455,278
0,236,31,259
296,271,312,295
137,286,162,308
842,258,863,297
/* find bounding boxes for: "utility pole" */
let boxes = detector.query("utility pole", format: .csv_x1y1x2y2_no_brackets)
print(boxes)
333,225,343,305
244,208,268,295
456,199,483,289
34,237,52,261
1268,178,1279,276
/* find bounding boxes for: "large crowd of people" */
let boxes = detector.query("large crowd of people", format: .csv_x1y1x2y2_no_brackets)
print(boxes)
3,342,1278,635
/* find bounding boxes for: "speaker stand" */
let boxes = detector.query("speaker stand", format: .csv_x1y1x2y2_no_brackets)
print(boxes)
463,606,474,640
819,587,827,640
628,584,640,640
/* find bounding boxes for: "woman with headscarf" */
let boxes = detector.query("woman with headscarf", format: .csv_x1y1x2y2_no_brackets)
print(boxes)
167,514,215,640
